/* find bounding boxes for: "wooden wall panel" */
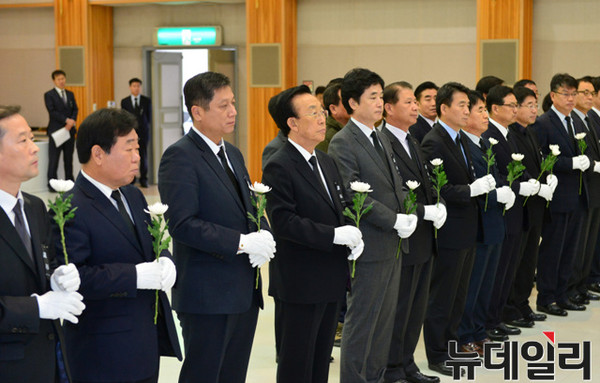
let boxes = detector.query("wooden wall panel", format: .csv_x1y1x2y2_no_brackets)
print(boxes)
246,0,296,182
89,4,113,111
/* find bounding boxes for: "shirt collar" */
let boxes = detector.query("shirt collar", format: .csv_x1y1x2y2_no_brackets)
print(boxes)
55,87,65,94
438,119,458,141
461,129,481,147
287,138,314,162
351,117,376,140
0,188,24,218
572,108,587,122
191,126,223,156
385,122,409,142
551,105,568,123
489,118,509,139
81,169,118,202
592,107,600,117
419,114,436,127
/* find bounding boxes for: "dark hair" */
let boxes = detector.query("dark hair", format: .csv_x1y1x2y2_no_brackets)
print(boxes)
591,77,600,93
577,76,595,88
341,68,385,115
550,73,577,92
542,92,553,112
0,105,21,140
183,71,231,117
323,83,342,112
326,78,343,88
486,85,514,112
129,77,142,86
467,90,485,111
77,108,137,164
51,70,66,80
513,86,537,105
414,81,439,101
476,75,504,95
435,82,471,116
270,85,312,136
382,82,413,117
315,86,326,96
514,79,536,89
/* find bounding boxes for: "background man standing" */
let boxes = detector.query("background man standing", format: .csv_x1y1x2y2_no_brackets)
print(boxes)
44,69,78,190
57,108,181,383
409,81,438,143
159,72,276,383
0,105,84,383
121,78,152,187
316,82,350,153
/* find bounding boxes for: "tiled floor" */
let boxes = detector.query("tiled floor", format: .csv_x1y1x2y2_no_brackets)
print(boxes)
37,185,600,382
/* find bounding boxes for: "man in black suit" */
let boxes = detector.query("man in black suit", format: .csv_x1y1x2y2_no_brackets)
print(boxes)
503,86,552,327
382,82,447,383
482,85,548,338
328,68,418,383
409,81,438,144
121,78,152,187
158,72,276,383
420,82,496,376
56,109,182,383
0,105,84,383
44,69,78,189
458,90,515,355
262,93,286,170
263,85,364,383
567,76,600,304
532,73,590,316
475,76,504,100
586,76,600,293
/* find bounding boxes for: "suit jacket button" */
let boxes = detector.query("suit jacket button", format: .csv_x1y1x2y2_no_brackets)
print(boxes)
47,333,55,340
11,328,18,333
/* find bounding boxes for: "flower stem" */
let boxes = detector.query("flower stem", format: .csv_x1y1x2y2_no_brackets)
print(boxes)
60,224,69,265
396,238,402,259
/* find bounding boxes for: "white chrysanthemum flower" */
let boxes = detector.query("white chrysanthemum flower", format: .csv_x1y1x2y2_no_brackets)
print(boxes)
248,182,272,194
349,181,373,193
145,202,169,216
430,158,443,167
49,179,75,193
488,137,499,146
511,153,525,161
406,180,420,190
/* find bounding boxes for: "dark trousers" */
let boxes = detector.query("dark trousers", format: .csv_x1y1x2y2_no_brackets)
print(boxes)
177,302,259,383
486,229,523,330
537,208,585,306
48,135,74,182
138,132,149,183
74,375,157,383
275,299,339,383
458,242,502,344
569,207,600,296
503,221,543,321
424,246,476,364
587,221,600,284
385,259,433,381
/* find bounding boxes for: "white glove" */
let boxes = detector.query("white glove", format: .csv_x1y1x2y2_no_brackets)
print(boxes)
519,179,539,196
394,214,418,239
348,240,364,261
136,261,163,290
538,184,553,201
572,155,591,171
158,257,176,291
258,230,276,259
50,264,80,292
238,231,276,257
594,161,600,173
433,204,447,229
546,174,558,192
35,291,85,324
470,174,496,197
495,186,516,210
248,252,270,268
333,225,362,248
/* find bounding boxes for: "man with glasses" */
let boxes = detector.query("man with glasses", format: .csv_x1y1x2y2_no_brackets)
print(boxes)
532,73,590,316
482,85,546,339
566,76,600,306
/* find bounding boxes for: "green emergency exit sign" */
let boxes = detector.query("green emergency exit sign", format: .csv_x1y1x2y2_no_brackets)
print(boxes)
155,26,222,46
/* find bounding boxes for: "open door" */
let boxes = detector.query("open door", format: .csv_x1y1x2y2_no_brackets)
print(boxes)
151,51,183,183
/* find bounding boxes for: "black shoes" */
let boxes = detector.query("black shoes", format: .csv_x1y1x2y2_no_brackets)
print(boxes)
525,312,547,321
406,371,440,383
497,323,521,335
140,179,149,188
584,291,600,301
428,362,460,377
537,303,568,316
486,328,509,342
506,317,535,328
588,282,600,294
557,300,586,311
569,294,590,305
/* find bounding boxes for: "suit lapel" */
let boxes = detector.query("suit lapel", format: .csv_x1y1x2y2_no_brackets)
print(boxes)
348,122,394,187
318,152,346,223
436,124,472,179
383,128,421,181
121,187,153,261
548,110,576,155
0,208,37,274
23,195,48,289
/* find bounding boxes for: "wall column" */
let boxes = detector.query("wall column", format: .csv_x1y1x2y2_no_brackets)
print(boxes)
246,0,297,181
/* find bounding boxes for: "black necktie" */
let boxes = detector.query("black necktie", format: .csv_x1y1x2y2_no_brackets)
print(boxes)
308,156,330,199
565,116,577,151
111,190,136,235
61,90,67,105
13,200,33,262
217,146,243,201
371,131,387,165
455,134,468,166
134,97,140,114
406,134,421,170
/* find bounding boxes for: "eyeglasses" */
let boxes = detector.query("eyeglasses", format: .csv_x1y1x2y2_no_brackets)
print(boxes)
577,90,597,97
519,104,538,110
553,91,578,98
301,109,328,119
501,103,518,109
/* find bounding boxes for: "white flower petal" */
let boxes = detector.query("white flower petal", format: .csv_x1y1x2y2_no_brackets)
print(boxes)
574,132,587,141
49,179,75,193
430,158,443,167
146,202,169,215
248,181,272,194
549,144,561,156
511,153,525,161
406,180,420,190
488,137,499,146
349,181,373,193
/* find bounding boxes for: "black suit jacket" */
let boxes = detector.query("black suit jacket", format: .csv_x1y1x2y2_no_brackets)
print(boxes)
421,123,479,250
382,126,436,265
572,112,600,208
121,95,152,139
482,121,528,235
0,193,71,382
588,109,600,137
44,88,78,135
409,115,433,144
262,130,287,170
532,109,588,213
57,175,181,382
159,130,268,314
263,142,349,303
